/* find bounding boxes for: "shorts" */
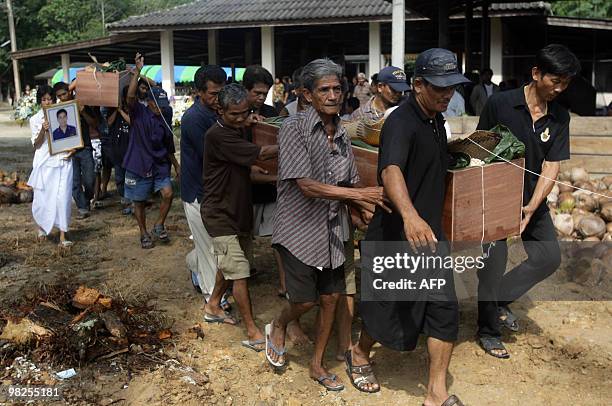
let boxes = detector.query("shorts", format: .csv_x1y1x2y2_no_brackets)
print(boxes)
124,169,171,202
343,239,356,295
91,139,103,172
212,235,252,280
274,244,346,303
101,143,113,169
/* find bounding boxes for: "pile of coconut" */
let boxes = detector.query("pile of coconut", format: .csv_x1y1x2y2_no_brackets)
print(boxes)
547,168,612,241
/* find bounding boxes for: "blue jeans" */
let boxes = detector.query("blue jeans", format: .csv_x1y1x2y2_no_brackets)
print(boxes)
72,147,96,211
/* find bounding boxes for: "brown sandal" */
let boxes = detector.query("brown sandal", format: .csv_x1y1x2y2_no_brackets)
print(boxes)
345,350,380,393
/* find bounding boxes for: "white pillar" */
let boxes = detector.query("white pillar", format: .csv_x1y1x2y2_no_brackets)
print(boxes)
61,53,70,83
261,26,275,79
160,30,175,97
489,17,503,85
391,0,405,68
208,29,218,65
368,22,381,78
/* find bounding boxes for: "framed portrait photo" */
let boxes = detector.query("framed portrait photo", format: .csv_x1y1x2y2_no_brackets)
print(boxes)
44,100,84,155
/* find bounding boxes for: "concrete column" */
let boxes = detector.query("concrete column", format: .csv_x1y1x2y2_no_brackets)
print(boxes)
368,22,381,78
261,26,275,79
391,0,405,68
489,17,503,84
208,29,218,65
61,53,70,83
160,30,175,96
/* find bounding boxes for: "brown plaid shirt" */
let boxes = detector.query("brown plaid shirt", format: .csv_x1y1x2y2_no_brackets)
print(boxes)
272,106,360,269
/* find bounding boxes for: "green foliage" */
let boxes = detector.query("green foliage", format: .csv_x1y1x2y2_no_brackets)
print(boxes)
551,0,612,19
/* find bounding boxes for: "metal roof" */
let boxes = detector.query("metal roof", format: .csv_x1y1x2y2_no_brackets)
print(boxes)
108,0,423,32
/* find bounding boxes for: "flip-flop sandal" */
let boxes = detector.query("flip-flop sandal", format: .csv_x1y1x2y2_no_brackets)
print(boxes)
440,395,465,406
220,292,232,312
478,336,510,359
204,312,237,325
314,374,344,392
140,234,155,249
345,350,380,393
36,230,47,242
265,323,286,368
498,306,519,332
241,338,265,352
59,240,73,248
152,224,170,243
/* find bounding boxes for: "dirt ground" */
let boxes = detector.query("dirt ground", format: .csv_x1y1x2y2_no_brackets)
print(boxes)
0,110,611,405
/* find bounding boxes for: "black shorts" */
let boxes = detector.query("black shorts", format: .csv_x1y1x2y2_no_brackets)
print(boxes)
360,299,459,351
274,244,346,303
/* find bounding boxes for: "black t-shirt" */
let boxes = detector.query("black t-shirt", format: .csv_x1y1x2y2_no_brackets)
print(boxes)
477,86,570,215
366,93,449,241
201,121,262,237
248,103,279,204
107,110,130,167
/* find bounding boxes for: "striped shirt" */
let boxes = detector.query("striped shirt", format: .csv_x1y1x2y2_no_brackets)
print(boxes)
272,106,360,269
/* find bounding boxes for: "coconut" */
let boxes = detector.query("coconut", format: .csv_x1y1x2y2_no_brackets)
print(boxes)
570,167,589,184
578,216,606,238
575,192,599,212
596,191,612,207
603,233,612,242
574,181,596,193
591,179,607,191
602,176,612,188
558,171,571,182
557,181,574,193
571,208,589,227
558,192,576,213
601,203,612,223
553,213,574,236
547,185,559,204
607,222,612,234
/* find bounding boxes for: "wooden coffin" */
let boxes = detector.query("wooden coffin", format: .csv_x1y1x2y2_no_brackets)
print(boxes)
252,123,524,242
76,69,131,107
443,159,524,243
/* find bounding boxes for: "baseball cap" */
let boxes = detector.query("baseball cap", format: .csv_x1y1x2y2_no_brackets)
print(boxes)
414,48,471,87
378,66,410,92
146,86,170,109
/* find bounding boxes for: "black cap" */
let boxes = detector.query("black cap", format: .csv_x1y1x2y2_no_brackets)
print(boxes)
146,86,170,108
415,48,471,87
378,66,410,92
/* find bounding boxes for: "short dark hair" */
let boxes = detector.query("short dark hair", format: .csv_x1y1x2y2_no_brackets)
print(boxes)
481,68,493,76
291,67,304,88
371,73,379,85
36,85,55,105
56,108,68,118
347,97,360,110
243,65,273,90
52,82,69,93
138,78,148,87
218,83,248,110
194,65,227,92
535,44,581,77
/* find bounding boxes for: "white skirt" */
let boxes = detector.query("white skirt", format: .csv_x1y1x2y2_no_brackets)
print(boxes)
29,160,73,234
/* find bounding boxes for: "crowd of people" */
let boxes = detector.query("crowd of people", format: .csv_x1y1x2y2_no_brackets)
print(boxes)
25,43,582,405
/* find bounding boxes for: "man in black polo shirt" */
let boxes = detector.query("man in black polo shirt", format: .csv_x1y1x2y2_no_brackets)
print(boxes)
347,49,468,406
476,44,580,359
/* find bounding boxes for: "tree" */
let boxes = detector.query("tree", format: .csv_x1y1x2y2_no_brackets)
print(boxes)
552,0,612,19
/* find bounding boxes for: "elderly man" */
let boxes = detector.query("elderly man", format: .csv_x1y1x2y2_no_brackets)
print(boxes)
201,84,278,350
353,72,372,107
351,66,409,121
266,58,388,391
347,49,469,406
